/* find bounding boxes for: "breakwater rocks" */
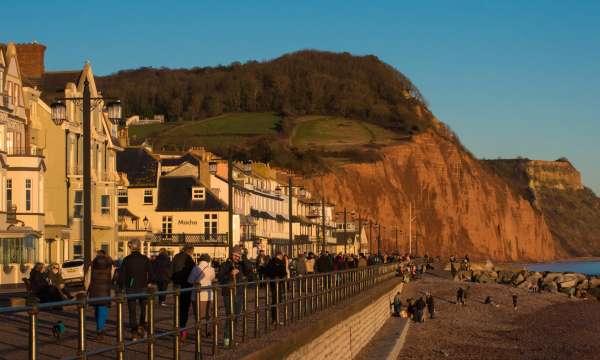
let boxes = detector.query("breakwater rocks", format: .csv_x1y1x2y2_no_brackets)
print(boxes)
445,261,600,300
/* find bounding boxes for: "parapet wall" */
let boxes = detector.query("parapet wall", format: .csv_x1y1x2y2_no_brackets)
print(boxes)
287,281,403,360
243,278,403,360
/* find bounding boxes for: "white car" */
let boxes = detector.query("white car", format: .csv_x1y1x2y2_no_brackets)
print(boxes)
61,259,85,285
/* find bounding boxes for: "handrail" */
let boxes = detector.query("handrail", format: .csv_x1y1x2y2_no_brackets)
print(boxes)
1,262,402,360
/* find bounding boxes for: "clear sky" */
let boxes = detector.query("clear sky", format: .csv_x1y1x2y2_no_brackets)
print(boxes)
4,0,599,192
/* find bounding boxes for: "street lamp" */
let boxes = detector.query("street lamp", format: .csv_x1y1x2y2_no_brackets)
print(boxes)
51,79,122,269
143,216,149,230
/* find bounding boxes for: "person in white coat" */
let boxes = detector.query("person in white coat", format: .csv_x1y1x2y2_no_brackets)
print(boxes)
188,254,216,337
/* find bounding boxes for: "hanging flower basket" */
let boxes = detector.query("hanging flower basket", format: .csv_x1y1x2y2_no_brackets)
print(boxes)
20,264,31,273
3,265,13,274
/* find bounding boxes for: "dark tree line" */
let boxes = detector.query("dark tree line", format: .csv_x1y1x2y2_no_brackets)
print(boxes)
97,50,431,132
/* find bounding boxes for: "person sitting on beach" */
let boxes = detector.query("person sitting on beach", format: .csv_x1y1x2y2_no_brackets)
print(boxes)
406,298,415,319
393,292,403,316
456,287,465,306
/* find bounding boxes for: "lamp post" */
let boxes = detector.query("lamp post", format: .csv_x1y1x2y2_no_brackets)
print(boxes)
51,80,121,269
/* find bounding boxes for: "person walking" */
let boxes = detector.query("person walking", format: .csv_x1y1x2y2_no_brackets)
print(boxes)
425,292,435,319
296,253,307,276
119,239,152,340
188,254,215,336
456,287,465,306
305,252,315,274
256,250,270,283
393,292,403,316
88,250,114,339
415,297,426,323
315,251,333,273
512,294,518,310
217,245,253,347
171,244,196,341
152,248,172,306
265,251,287,326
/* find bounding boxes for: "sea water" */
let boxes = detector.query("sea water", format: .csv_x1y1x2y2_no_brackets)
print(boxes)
528,261,600,275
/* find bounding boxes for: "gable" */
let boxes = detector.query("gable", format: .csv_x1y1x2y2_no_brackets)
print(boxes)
163,162,198,178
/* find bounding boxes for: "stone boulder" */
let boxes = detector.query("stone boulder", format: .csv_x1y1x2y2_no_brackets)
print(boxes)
511,272,526,286
589,278,600,288
588,287,600,300
517,280,531,289
499,271,515,284
543,281,558,293
470,260,495,271
543,272,562,284
576,280,589,289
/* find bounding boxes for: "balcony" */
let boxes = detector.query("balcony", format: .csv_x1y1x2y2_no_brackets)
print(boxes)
149,233,229,246
307,209,321,218
6,147,44,157
6,204,17,224
2,94,13,111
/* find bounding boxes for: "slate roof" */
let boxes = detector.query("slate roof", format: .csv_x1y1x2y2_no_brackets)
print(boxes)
161,153,201,167
117,147,158,187
39,71,82,103
156,177,227,212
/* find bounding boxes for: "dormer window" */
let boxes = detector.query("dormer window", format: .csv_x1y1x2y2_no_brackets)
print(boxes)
192,187,205,201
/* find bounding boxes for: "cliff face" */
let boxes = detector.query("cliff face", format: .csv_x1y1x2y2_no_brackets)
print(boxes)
305,131,560,262
486,158,600,257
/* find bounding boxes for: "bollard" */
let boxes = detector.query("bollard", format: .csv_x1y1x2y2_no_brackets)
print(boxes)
116,292,125,360
254,283,260,338
147,287,156,360
194,289,201,360
26,297,39,360
212,288,218,356
76,293,87,359
173,287,180,360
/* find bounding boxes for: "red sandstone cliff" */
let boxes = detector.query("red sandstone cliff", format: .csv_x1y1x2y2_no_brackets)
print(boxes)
305,131,560,262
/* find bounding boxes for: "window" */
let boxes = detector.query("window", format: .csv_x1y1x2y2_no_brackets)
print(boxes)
73,243,82,258
204,213,218,236
192,187,205,201
6,179,12,209
0,237,37,265
101,195,110,215
144,189,153,205
117,188,128,205
25,179,31,211
162,216,173,238
74,191,83,218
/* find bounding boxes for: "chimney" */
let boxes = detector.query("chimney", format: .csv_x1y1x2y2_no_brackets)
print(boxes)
14,42,46,82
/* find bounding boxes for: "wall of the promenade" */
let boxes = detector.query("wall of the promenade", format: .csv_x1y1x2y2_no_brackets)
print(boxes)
286,282,403,360
243,278,403,360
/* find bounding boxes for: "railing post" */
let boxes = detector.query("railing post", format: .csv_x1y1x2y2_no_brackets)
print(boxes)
291,279,296,323
147,287,156,360
274,279,280,328
173,286,180,360
242,282,248,342
76,293,87,359
264,281,270,333
284,279,289,326
254,281,260,338
296,278,301,321
116,291,125,360
194,288,201,360
228,286,235,346
26,297,39,360
212,287,218,356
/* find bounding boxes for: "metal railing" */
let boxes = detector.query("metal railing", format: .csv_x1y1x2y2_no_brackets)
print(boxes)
0,263,398,360
6,147,44,157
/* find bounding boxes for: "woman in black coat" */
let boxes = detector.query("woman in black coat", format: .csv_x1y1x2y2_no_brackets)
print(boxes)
87,250,114,339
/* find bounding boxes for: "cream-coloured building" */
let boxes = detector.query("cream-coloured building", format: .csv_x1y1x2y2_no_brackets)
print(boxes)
31,63,122,263
0,43,46,286
117,147,234,260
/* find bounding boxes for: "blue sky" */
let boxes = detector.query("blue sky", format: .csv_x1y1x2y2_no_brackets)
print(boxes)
4,0,600,192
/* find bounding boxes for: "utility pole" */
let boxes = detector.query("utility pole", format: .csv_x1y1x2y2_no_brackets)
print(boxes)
395,226,399,254
228,157,234,256
343,207,347,254
408,201,416,256
288,177,293,257
377,222,382,257
321,197,326,253
368,221,373,255
82,80,92,267
357,213,362,254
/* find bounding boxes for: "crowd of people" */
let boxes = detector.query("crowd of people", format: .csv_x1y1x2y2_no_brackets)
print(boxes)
27,240,406,344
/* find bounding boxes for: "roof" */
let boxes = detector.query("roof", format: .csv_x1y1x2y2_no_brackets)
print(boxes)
39,71,82,103
117,147,158,187
156,177,227,212
118,208,139,220
161,153,200,167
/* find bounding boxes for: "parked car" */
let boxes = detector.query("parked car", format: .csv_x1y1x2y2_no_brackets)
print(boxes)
61,259,85,285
